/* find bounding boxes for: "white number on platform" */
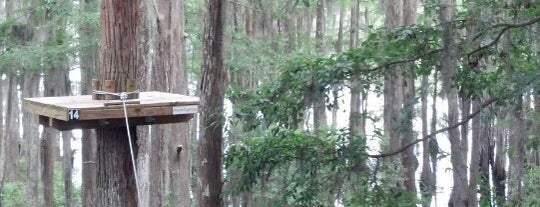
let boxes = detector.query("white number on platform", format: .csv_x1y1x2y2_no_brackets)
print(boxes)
68,110,80,120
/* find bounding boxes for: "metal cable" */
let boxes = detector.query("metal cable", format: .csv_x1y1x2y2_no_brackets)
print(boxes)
92,90,141,206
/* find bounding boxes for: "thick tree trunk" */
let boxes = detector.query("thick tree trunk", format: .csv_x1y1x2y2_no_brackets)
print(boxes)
138,0,190,206
96,128,138,207
95,1,140,206
197,0,226,206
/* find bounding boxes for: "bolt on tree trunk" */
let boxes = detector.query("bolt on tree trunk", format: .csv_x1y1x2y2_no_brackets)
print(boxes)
94,0,140,206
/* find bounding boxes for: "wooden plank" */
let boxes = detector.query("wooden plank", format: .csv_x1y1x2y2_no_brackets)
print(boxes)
39,114,194,131
23,99,68,120
77,106,178,120
103,100,141,106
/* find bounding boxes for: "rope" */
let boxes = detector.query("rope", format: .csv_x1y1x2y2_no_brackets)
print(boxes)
92,90,141,206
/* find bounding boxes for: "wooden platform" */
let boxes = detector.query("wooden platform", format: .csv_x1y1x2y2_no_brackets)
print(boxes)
23,91,199,131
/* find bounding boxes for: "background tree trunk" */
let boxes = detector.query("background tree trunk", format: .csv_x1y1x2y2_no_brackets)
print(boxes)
197,0,226,206
439,0,468,206
401,0,418,193
23,72,41,207
313,0,327,129
80,0,99,206
137,0,190,206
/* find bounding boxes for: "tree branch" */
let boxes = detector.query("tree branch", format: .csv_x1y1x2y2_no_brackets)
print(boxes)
362,48,442,73
469,16,540,56
367,98,498,158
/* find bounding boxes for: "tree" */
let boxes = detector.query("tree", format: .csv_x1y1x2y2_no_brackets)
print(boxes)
22,1,44,206
197,0,226,206
79,0,99,205
313,0,327,129
439,0,468,205
95,0,140,206
137,0,190,206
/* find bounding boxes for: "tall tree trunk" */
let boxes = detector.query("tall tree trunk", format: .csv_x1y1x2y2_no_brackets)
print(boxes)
0,74,3,197
491,110,506,205
23,72,41,207
419,74,434,206
313,0,327,129
4,0,25,180
80,0,99,206
95,1,140,206
136,2,158,206
138,0,190,206
197,0,226,206
23,0,43,205
4,75,20,182
468,100,480,207
42,30,71,207
508,98,525,206
430,71,439,205
439,0,467,206
383,0,404,188
401,0,418,194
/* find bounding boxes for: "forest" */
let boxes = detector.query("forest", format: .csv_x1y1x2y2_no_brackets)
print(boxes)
1,0,540,206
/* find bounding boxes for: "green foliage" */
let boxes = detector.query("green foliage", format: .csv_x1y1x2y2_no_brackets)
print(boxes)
0,163,81,207
1,181,27,207
226,128,368,206
0,0,98,74
524,166,540,206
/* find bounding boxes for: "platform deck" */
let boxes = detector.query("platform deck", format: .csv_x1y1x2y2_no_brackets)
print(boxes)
23,91,199,130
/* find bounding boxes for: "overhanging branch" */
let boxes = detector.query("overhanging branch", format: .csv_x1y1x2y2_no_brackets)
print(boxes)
469,16,540,56
367,98,498,158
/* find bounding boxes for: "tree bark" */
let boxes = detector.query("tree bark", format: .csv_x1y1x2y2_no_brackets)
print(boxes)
0,74,3,197
508,98,525,206
138,0,190,206
401,0,418,194
383,0,404,188
23,72,41,207
95,0,140,206
22,0,43,205
42,34,71,207
439,0,467,206
419,74,434,206
468,100,480,207
313,0,327,129
4,75,20,182
80,0,98,206
197,0,226,206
